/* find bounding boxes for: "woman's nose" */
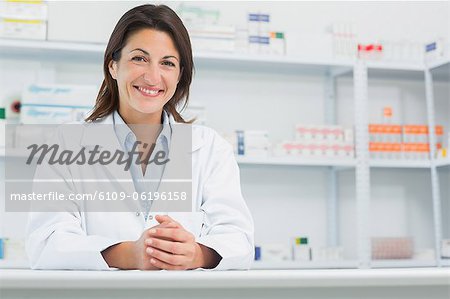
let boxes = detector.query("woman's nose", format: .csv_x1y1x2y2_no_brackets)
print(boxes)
143,64,161,83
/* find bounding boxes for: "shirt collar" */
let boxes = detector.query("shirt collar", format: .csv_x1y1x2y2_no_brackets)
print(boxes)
113,110,171,150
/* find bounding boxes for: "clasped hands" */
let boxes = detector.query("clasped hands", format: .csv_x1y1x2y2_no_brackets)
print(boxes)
134,215,214,270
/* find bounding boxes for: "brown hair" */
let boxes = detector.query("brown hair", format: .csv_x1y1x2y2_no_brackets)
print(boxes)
86,4,193,123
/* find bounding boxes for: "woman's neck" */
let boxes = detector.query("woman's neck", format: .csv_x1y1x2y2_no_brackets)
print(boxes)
118,108,162,125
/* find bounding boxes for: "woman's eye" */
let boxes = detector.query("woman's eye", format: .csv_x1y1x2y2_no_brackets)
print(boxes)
132,56,146,62
162,61,176,67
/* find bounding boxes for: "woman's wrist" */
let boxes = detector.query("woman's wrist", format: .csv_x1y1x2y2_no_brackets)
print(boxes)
194,243,221,269
101,241,138,269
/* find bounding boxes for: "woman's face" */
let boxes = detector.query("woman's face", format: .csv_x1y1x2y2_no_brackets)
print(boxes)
109,28,181,123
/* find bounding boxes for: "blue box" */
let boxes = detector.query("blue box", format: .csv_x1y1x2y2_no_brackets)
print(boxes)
0,239,4,259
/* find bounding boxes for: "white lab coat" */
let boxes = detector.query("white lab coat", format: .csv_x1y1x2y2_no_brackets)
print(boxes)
26,113,254,270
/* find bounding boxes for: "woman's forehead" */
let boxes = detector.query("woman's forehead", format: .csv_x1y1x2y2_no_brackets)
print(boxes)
124,29,179,55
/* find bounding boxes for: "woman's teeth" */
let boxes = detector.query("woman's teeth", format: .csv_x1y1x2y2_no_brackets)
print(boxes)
138,87,159,95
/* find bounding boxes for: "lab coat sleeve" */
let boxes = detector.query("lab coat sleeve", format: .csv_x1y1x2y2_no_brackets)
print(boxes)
25,132,123,270
196,131,255,270
27,211,123,270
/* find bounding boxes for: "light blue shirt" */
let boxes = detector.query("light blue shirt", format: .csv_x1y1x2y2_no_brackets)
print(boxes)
113,110,171,220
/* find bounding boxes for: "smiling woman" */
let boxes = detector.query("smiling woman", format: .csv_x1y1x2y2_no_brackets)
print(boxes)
25,4,254,271
108,29,181,124
86,4,193,125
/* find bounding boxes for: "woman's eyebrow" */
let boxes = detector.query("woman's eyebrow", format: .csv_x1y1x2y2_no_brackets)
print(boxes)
163,55,179,61
130,48,149,55
129,49,179,61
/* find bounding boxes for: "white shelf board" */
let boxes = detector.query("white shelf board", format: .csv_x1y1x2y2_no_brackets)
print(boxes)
3,38,448,80
440,259,450,267
251,260,358,270
366,60,424,71
0,38,353,75
370,259,437,268
194,51,354,75
0,148,30,158
365,57,449,81
0,259,29,269
427,55,450,70
236,156,356,167
435,158,450,168
0,38,105,63
369,159,431,168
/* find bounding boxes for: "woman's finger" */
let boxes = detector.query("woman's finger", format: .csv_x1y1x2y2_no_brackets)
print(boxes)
155,215,182,228
149,227,193,242
146,246,184,266
149,256,186,270
145,237,187,255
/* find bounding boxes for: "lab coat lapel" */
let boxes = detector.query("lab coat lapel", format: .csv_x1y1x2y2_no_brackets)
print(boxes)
80,114,136,207
150,117,204,212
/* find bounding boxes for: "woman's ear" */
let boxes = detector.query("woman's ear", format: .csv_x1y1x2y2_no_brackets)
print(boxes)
108,60,118,80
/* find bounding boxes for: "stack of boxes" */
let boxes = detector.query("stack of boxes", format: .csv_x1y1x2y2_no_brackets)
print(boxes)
331,22,358,59
234,130,270,157
274,124,354,158
369,107,445,160
292,237,311,261
0,0,48,40
177,4,235,53
371,237,414,259
188,24,236,53
247,12,285,55
369,124,444,160
254,237,344,263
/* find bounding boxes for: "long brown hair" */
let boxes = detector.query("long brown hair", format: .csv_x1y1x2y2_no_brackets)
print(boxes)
86,4,194,123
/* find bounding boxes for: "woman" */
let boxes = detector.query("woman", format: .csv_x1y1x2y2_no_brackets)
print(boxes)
26,4,254,270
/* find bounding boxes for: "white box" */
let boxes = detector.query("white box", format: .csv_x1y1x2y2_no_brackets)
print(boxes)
0,1,48,20
292,245,311,261
21,84,97,124
0,18,46,40
442,239,450,258
261,244,289,261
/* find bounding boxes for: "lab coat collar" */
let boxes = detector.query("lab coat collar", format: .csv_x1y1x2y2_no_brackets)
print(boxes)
81,112,205,152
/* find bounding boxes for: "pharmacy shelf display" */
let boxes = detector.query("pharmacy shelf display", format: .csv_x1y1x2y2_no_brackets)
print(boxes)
362,59,450,269
0,37,449,270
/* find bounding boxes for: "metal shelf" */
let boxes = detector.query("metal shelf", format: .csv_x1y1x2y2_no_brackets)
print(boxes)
0,38,105,63
369,159,432,169
365,57,449,81
366,60,424,71
370,259,437,268
251,260,358,270
428,55,450,69
0,38,353,75
236,156,356,167
2,38,448,76
436,158,450,168
440,259,450,267
0,259,29,269
235,156,442,169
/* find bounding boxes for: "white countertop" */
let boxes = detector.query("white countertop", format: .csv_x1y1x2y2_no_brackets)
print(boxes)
1,268,449,289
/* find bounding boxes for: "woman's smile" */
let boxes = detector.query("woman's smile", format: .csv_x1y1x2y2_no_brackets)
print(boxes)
134,85,164,98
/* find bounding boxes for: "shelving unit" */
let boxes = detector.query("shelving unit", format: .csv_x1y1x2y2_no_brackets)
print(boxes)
436,158,450,168
370,259,437,268
236,156,356,168
440,259,450,267
0,38,353,75
369,159,432,169
0,37,449,270
252,260,358,270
